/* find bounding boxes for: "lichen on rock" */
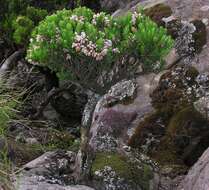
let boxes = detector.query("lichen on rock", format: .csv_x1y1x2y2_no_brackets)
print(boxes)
91,152,154,190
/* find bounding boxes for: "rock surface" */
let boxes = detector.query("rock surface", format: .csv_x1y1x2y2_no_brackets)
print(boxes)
177,147,209,190
15,183,94,190
89,75,161,152
13,151,91,190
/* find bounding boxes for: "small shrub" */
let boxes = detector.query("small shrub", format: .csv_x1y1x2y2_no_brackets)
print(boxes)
27,7,173,93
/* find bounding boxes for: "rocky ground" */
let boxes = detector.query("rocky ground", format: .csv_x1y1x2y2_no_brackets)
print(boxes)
1,0,209,190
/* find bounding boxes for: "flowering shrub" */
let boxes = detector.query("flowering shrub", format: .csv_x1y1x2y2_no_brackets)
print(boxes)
27,7,173,93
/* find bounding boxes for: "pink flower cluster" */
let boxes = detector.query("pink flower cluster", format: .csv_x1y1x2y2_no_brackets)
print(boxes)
70,15,85,23
92,13,110,26
131,12,142,25
72,32,119,61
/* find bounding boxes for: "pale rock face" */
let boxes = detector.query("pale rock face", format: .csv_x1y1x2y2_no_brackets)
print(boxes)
99,0,127,12
13,151,89,190
177,147,209,190
88,75,162,152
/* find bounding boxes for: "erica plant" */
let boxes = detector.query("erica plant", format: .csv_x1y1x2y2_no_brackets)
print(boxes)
26,7,173,94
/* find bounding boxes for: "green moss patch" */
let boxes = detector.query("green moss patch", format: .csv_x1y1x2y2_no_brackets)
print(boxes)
91,152,153,190
167,106,207,136
191,20,207,53
153,106,209,166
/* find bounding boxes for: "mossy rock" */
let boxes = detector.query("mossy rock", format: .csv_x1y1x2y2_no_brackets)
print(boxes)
167,106,207,137
151,138,183,166
150,107,202,166
130,66,202,167
144,3,172,26
165,18,182,39
128,112,166,149
191,20,207,53
151,66,199,116
185,66,199,82
164,106,209,166
91,152,154,190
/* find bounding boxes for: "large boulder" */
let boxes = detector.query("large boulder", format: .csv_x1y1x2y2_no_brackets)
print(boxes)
100,0,138,13
84,76,166,190
129,66,209,167
177,147,209,190
88,75,161,152
13,150,94,190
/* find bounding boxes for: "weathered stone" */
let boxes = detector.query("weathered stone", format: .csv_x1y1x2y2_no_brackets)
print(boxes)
144,3,172,26
194,72,209,119
9,120,76,151
129,66,209,167
13,150,82,189
194,96,209,119
164,48,180,69
82,92,100,128
191,19,207,53
14,181,95,190
177,147,209,190
88,76,160,152
100,0,136,13
51,86,88,121
112,0,167,18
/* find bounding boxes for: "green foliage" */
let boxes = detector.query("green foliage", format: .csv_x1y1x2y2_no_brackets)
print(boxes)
135,16,173,71
0,0,28,44
0,0,68,47
12,7,48,45
12,16,34,44
27,7,173,93
25,6,48,25
0,0,92,48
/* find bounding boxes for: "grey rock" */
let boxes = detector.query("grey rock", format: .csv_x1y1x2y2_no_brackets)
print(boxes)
82,92,100,128
89,75,161,152
194,72,209,119
194,96,209,119
25,138,39,145
100,0,136,13
200,5,209,12
164,48,180,69
14,180,95,190
13,150,79,189
50,85,87,120
94,80,137,112
177,147,209,190
112,0,167,17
